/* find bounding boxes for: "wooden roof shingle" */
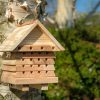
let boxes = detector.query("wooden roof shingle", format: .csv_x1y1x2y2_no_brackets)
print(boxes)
0,20,65,52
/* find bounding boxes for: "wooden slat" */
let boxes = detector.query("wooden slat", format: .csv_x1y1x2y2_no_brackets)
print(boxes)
17,58,55,65
17,65,55,71
15,45,59,52
2,76,58,85
1,71,56,78
16,71,56,78
3,60,16,65
2,65,16,71
3,58,55,65
2,65,55,72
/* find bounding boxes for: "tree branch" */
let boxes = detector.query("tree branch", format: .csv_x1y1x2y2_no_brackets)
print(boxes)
85,1,100,21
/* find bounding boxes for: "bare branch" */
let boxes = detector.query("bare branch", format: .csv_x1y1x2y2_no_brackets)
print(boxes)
85,1,100,20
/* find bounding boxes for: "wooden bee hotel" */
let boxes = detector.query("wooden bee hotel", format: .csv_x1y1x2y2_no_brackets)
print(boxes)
0,20,64,91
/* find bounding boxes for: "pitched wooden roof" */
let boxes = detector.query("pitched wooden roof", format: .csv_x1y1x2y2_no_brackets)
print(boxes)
0,20,64,52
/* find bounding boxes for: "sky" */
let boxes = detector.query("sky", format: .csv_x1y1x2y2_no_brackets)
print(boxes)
47,0,100,14
76,0,100,12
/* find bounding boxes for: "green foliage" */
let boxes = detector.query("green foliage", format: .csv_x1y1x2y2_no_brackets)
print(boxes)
44,24,100,99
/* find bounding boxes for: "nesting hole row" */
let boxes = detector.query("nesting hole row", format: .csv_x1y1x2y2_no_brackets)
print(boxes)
22,64,48,68
21,58,51,61
22,71,48,74
18,46,55,50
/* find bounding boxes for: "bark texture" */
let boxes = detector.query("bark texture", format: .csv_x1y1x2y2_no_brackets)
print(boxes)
55,0,77,28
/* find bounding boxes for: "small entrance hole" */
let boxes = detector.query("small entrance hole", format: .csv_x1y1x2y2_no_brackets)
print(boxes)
46,64,48,67
23,71,25,74
30,46,32,50
30,58,33,61
22,65,25,68
45,58,48,61
41,47,44,50
46,71,48,73
38,58,40,61
52,46,55,50
30,71,33,74
22,58,24,61
38,71,40,73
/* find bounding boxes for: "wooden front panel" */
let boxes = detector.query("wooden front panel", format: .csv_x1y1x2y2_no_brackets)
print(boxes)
19,27,55,46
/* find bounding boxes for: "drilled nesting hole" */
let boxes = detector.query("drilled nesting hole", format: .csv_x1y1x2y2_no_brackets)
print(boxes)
30,46,32,50
45,58,48,61
30,58,33,61
23,71,25,74
22,58,24,61
46,71,48,73
22,65,25,68
30,71,33,74
41,47,44,50
38,58,40,61
46,64,48,67
52,46,55,50
38,71,40,73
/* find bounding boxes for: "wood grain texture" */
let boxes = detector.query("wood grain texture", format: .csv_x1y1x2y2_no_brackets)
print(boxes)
1,73,58,84
2,65,55,71
3,58,55,65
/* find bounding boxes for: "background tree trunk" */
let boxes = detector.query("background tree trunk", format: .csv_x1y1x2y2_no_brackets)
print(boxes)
55,0,77,28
